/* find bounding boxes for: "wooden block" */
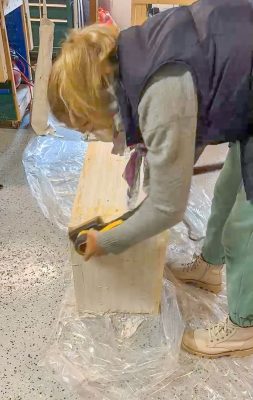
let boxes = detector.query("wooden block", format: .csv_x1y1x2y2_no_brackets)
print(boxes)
70,142,168,315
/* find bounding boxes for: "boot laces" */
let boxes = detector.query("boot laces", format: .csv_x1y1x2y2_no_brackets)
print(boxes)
208,317,235,342
183,255,202,272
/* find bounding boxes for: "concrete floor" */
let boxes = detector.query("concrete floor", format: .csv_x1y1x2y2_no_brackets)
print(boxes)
0,128,79,400
0,127,228,400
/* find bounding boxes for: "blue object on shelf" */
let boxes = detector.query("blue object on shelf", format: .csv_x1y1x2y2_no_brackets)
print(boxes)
0,89,11,95
5,6,30,79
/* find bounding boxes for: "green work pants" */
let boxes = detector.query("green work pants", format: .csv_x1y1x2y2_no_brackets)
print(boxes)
202,142,253,327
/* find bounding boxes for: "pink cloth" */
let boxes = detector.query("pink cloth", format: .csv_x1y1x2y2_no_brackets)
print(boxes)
123,144,147,208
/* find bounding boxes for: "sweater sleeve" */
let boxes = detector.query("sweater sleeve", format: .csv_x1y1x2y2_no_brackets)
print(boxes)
97,64,198,254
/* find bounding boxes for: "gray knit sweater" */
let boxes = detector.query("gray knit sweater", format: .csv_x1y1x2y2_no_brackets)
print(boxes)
97,64,198,254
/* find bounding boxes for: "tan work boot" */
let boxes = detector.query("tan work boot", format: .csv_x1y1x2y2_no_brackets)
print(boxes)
169,255,223,294
182,317,253,358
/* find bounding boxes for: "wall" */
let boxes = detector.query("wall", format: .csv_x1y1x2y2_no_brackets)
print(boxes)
100,0,131,29
111,0,131,29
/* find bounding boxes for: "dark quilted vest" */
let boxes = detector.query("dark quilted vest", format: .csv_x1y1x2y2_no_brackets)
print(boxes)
116,0,253,200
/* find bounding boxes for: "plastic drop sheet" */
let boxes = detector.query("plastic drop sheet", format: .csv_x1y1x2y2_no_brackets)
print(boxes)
23,135,253,399
154,278,253,400
42,243,253,400
41,280,185,400
22,128,88,231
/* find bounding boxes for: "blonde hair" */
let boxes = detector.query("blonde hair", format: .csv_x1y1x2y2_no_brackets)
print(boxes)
48,24,119,131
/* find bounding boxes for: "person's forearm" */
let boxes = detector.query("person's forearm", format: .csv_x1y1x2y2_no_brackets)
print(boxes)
97,196,184,254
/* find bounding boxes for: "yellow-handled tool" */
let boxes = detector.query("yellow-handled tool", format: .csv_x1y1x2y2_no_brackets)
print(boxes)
68,210,135,256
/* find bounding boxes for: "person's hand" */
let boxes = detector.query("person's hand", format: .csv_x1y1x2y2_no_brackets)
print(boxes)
84,230,107,261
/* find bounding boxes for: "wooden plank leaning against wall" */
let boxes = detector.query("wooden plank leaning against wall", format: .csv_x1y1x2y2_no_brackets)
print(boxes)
0,2,8,82
0,34,8,82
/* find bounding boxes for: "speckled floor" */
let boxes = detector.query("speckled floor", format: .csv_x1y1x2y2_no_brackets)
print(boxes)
0,127,232,400
0,128,79,400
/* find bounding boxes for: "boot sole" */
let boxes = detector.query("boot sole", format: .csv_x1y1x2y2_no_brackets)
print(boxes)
182,341,253,359
180,279,222,294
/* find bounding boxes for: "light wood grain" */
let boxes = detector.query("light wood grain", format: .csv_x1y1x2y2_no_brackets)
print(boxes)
70,142,167,315
70,142,129,229
23,0,34,51
0,25,7,82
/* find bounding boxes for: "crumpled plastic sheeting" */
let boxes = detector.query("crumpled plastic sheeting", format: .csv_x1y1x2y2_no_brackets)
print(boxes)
142,278,253,400
41,280,185,400
42,262,253,400
183,187,211,241
23,134,253,399
42,189,253,400
42,270,253,400
22,128,88,231
167,186,211,266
